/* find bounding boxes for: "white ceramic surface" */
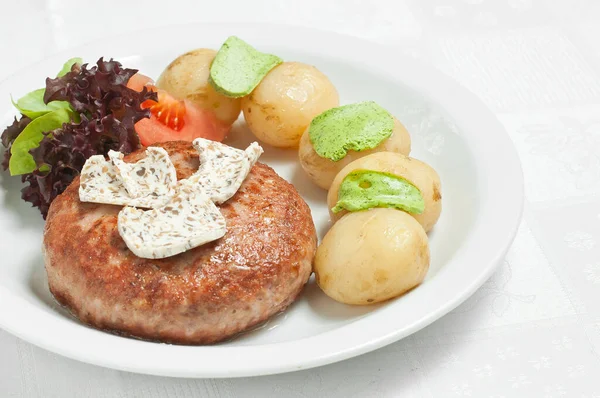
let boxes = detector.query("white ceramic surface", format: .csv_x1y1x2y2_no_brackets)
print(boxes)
0,23,522,378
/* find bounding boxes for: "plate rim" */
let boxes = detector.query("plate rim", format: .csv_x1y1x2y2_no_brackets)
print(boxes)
0,22,524,378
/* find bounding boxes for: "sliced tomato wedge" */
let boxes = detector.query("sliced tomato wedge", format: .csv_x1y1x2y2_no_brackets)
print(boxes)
127,73,230,146
134,100,230,146
143,90,186,131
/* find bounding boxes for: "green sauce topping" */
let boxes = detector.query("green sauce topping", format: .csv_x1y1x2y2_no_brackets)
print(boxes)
332,170,424,214
309,101,393,162
209,36,283,98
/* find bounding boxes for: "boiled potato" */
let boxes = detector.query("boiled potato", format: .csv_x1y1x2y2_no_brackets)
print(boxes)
241,62,339,148
315,208,430,305
156,49,242,125
327,152,441,232
299,117,411,190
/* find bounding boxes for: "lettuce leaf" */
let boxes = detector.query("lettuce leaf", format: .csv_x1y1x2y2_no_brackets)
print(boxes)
1,116,31,170
57,57,82,78
9,108,71,176
12,89,71,119
10,58,82,119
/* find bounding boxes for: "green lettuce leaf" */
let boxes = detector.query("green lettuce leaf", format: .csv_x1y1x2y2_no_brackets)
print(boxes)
12,89,71,119
57,57,83,77
9,108,72,176
10,57,82,119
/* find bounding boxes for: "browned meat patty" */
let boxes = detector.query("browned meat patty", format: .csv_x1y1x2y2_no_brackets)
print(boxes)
43,141,316,344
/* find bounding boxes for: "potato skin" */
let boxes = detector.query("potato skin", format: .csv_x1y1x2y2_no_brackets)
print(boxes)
314,208,430,305
241,62,339,148
156,48,241,125
327,152,441,232
299,117,411,190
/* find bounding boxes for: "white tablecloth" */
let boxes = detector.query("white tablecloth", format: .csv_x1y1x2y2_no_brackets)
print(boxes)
2,0,600,396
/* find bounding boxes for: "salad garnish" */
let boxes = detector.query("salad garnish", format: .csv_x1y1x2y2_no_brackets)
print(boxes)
1,58,156,218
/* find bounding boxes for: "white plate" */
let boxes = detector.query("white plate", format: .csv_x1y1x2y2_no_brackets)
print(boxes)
0,23,523,378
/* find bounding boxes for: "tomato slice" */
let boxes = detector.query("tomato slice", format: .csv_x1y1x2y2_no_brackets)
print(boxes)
143,90,186,131
134,101,230,146
127,73,230,146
